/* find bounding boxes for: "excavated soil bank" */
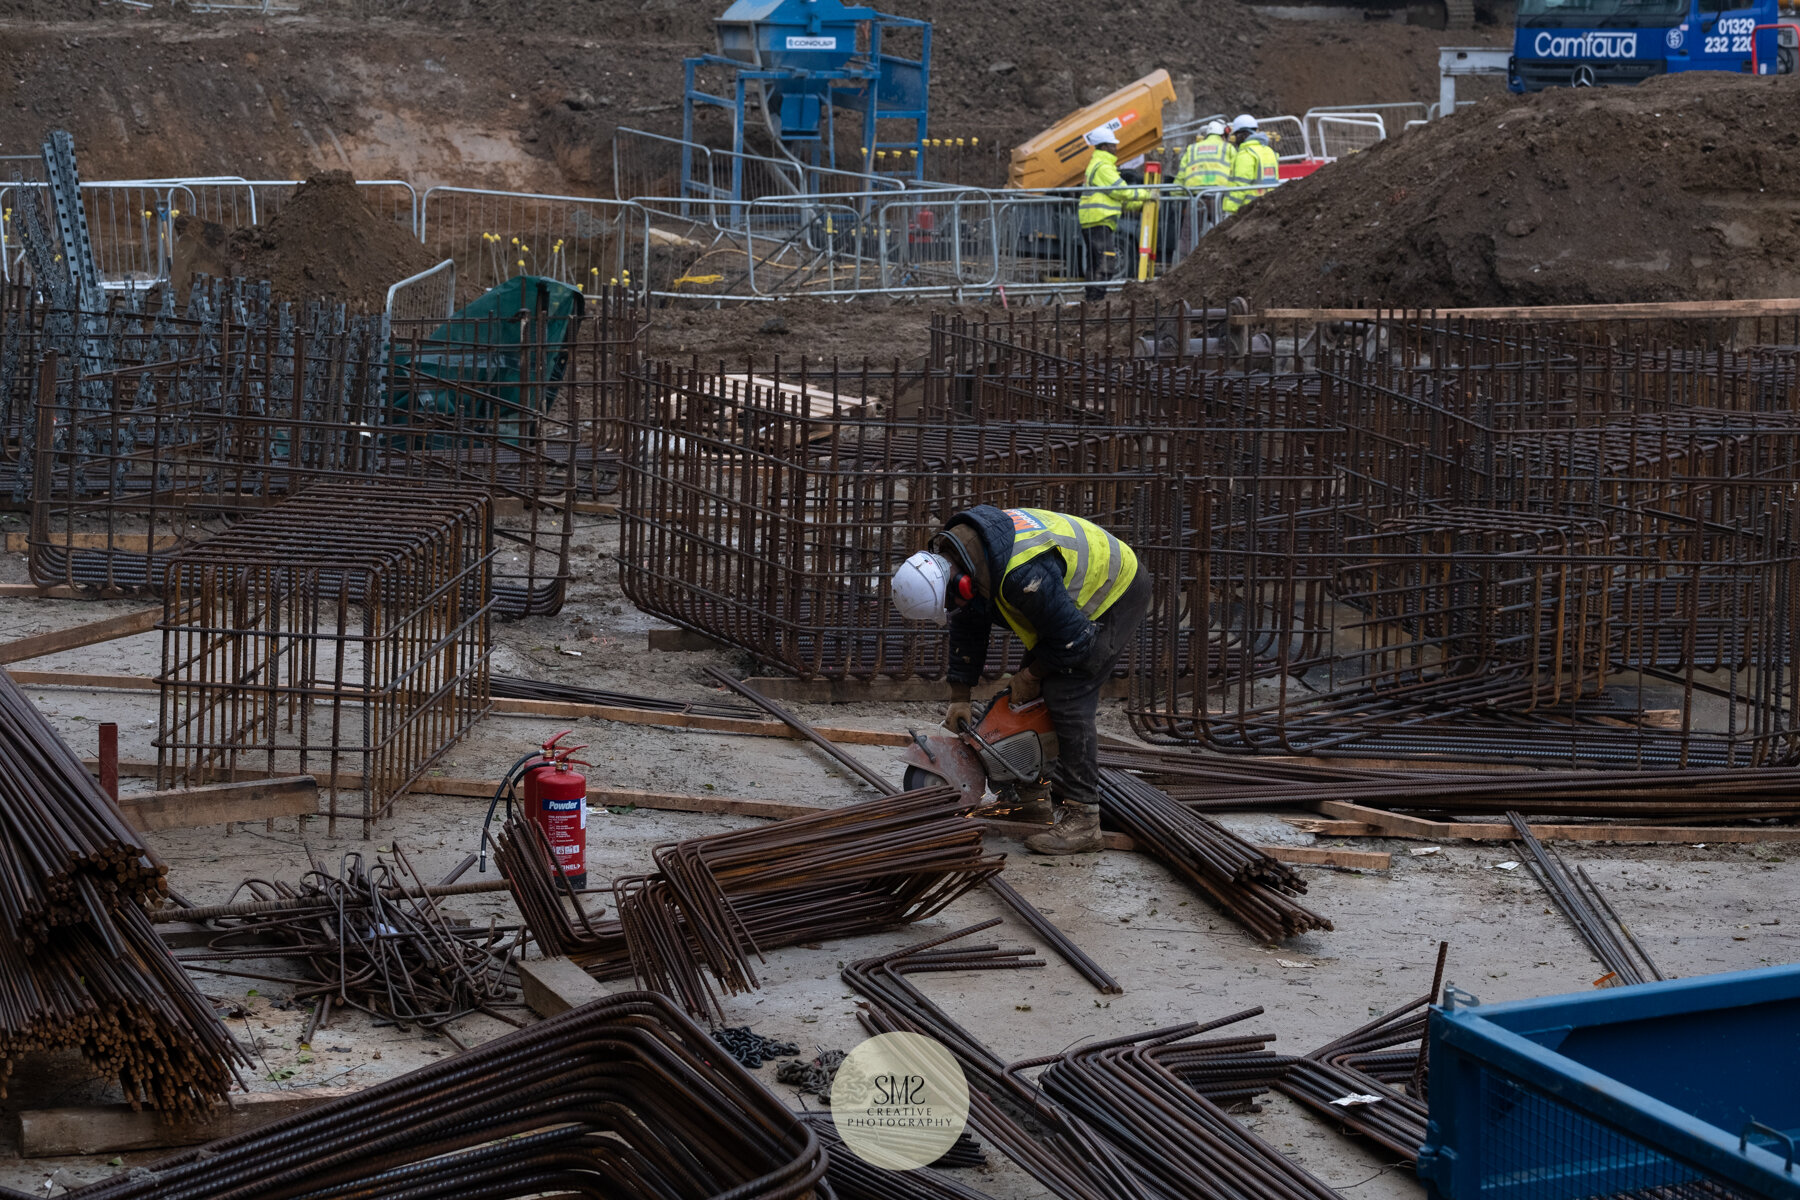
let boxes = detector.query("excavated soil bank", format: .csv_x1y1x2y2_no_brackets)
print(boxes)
1161,72,1800,308
174,171,436,311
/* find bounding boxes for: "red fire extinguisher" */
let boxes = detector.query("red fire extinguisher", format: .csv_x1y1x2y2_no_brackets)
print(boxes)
525,730,589,888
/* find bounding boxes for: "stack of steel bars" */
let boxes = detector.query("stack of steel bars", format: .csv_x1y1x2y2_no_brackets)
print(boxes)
495,787,1004,1021
0,667,244,1117
27,992,826,1200
1272,993,1434,1160
845,920,1356,1200
171,845,524,1049
1097,768,1330,942
1035,1014,1344,1200
1508,812,1665,985
1100,746,1800,822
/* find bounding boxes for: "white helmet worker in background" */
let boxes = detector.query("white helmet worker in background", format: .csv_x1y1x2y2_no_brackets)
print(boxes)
1223,113,1278,218
1176,117,1235,217
1075,123,1148,301
893,551,954,625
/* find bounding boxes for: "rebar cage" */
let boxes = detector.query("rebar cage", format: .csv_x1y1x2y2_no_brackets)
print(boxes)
1131,313,1800,768
617,324,1324,680
155,484,495,835
14,279,631,616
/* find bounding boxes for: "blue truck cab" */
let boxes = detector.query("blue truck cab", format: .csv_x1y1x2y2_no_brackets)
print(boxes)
1510,0,1789,91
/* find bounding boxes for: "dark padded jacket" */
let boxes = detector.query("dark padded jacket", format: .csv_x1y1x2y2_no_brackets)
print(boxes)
935,505,1101,688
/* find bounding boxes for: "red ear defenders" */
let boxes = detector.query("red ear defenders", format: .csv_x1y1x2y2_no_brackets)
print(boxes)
952,573,974,602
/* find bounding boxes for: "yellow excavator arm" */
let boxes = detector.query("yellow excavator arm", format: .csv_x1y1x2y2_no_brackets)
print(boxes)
1007,70,1177,190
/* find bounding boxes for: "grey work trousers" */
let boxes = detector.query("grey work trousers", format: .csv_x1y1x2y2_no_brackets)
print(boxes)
1029,568,1151,809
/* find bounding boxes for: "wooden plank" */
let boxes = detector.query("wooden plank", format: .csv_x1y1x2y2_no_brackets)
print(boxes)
592,786,824,821
982,817,1135,851
1263,844,1390,870
0,608,161,665
17,1087,359,1157
490,695,912,747
1314,800,1800,845
746,675,1131,703
1253,298,1800,323
7,669,158,691
9,669,918,748
4,532,179,553
122,776,319,832
0,584,99,600
648,628,729,653
518,956,612,1018
1283,818,1383,836
571,501,618,517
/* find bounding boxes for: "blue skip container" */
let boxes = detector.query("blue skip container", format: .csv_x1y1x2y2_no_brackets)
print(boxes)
1420,964,1800,1200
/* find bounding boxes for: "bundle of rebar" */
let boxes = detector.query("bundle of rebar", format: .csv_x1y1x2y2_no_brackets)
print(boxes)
845,920,1357,1200
40,991,826,1200
1097,769,1330,942
174,844,523,1047
1508,812,1665,985
1036,1015,1344,1200
156,484,495,836
0,667,243,1117
1272,998,1433,1161
496,787,1004,1021
1101,747,1800,822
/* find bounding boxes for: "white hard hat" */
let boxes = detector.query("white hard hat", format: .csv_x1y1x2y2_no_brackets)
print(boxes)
1202,119,1227,137
893,551,953,625
1087,126,1120,147
1229,114,1258,134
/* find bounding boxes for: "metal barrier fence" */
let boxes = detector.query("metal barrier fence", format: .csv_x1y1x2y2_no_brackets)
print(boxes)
613,126,915,217
386,257,455,322
419,186,652,303
1310,114,1387,161
646,181,1275,302
1304,102,1424,150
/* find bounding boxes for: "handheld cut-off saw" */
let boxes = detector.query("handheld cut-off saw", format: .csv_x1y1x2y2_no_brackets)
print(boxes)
899,690,1059,811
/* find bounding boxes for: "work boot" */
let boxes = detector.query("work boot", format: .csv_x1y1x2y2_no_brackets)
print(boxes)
1025,803,1104,855
1013,796,1054,824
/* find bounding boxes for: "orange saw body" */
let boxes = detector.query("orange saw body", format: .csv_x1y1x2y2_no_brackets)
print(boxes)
900,691,1059,811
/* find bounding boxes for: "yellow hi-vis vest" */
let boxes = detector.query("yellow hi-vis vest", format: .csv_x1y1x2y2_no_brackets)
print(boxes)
1222,140,1279,216
993,508,1139,649
1078,149,1149,230
1176,134,1232,192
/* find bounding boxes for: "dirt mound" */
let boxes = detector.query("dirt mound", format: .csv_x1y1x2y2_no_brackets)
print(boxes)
175,171,436,312
1160,73,1800,308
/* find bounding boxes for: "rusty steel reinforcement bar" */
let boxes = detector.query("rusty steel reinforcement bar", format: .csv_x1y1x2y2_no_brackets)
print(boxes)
617,342,1329,682
706,668,1126,994
1097,768,1332,943
154,484,494,837
43,991,826,1200
172,844,523,1046
495,786,1003,1022
14,280,648,616
844,921,1346,1200
0,666,245,1118
1097,746,1800,821
1507,811,1665,986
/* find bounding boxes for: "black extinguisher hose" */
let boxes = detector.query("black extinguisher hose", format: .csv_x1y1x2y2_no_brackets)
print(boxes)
478,751,544,874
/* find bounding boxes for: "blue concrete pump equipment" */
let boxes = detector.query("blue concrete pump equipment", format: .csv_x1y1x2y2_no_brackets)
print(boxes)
682,0,931,202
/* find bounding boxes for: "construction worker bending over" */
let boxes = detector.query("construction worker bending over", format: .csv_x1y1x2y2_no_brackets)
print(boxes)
1222,114,1279,218
891,505,1152,855
1077,126,1150,302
